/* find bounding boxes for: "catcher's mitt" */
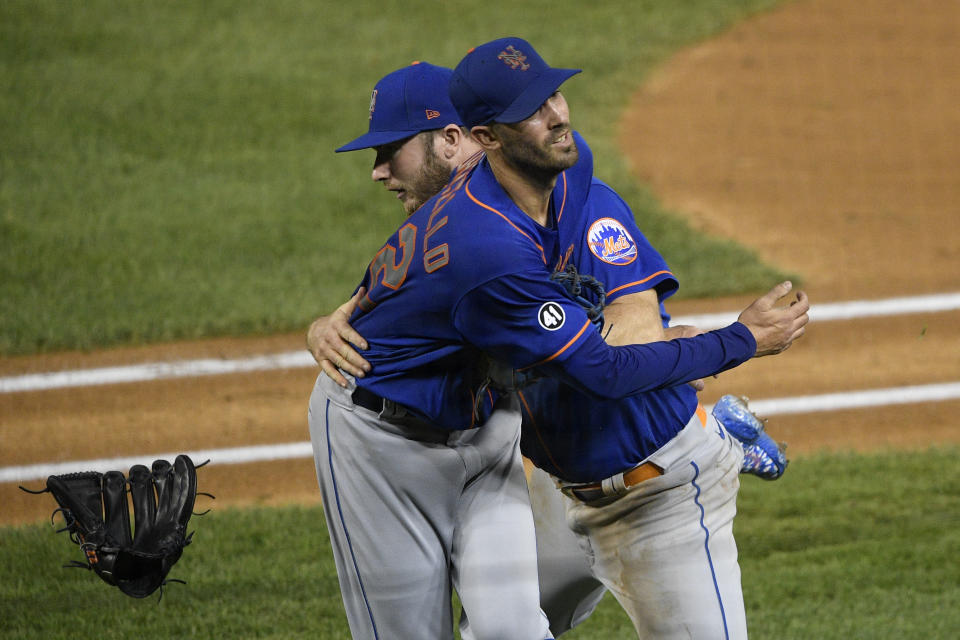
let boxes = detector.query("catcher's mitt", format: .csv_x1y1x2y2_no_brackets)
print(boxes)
550,264,606,332
21,454,208,598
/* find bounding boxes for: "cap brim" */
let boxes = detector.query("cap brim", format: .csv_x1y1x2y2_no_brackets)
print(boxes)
496,67,581,124
335,129,420,153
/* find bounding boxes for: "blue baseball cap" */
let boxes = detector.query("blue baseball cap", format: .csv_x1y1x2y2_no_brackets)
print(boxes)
449,37,581,129
336,62,462,153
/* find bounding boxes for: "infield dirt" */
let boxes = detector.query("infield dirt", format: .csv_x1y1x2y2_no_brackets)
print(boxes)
3,0,959,525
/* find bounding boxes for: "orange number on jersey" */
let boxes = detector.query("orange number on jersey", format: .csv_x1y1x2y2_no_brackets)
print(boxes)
421,152,480,273
423,209,449,273
368,223,417,290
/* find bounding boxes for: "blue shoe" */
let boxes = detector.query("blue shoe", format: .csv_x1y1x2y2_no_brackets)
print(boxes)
712,395,788,480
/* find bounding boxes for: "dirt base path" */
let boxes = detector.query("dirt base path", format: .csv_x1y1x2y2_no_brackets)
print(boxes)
620,0,960,300
3,0,960,525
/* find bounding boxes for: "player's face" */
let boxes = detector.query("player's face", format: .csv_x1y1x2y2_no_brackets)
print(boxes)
371,132,451,215
495,91,579,177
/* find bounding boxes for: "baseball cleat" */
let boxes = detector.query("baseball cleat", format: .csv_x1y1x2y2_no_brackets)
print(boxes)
712,394,788,480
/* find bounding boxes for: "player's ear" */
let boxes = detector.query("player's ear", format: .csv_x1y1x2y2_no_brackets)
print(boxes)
469,125,500,151
438,124,462,161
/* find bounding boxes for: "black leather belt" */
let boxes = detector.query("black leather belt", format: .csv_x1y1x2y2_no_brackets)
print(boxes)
351,386,387,413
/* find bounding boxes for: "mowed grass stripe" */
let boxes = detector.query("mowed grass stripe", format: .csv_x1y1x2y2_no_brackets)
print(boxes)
1,0,787,356
2,448,957,639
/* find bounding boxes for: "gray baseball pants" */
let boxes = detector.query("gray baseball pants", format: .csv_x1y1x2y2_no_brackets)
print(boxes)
561,410,748,639
308,373,552,640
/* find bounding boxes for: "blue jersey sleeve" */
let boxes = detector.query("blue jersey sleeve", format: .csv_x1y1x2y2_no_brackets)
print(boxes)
454,274,757,399
452,270,598,370
537,322,755,399
579,180,678,303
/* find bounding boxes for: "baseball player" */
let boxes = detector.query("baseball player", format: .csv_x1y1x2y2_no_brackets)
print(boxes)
309,62,788,637
311,62,609,636
309,50,807,640
453,38,800,639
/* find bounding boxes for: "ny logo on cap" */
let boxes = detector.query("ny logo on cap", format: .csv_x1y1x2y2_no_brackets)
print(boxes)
368,89,378,121
498,45,530,71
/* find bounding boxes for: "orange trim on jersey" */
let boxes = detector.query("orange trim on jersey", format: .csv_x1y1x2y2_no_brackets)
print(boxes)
358,292,378,313
431,152,482,218
518,390,566,475
423,205,450,273
556,171,568,222
468,389,477,429
555,244,575,273
696,404,707,428
605,270,675,298
464,181,547,265
520,319,591,370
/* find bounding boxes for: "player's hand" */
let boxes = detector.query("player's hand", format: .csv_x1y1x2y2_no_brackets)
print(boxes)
666,324,711,390
737,281,810,357
306,287,371,387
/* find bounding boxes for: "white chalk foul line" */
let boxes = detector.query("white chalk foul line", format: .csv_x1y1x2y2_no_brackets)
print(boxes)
0,351,315,393
671,291,960,331
4,381,960,484
1,291,959,394
743,381,960,416
4,442,314,486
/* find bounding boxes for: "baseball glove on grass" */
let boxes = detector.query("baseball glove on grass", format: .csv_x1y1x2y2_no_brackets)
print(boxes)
21,454,209,598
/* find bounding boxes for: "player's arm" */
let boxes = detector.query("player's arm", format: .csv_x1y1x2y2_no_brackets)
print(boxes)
601,289,666,346
456,277,807,400
602,291,709,390
542,321,754,399
554,280,807,398
574,180,683,345
602,292,703,345
306,287,371,387
663,324,703,340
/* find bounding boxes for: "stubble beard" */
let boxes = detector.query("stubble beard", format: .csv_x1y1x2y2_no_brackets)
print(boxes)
498,126,579,187
403,133,454,215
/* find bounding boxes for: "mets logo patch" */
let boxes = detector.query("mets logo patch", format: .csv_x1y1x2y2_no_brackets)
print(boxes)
498,45,530,71
538,302,565,331
587,218,638,265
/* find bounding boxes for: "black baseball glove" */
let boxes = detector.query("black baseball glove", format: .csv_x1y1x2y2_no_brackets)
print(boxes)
22,454,208,598
550,264,606,332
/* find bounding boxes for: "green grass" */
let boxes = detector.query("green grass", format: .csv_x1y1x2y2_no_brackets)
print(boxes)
733,446,960,639
2,448,957,639
0,0,790,356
